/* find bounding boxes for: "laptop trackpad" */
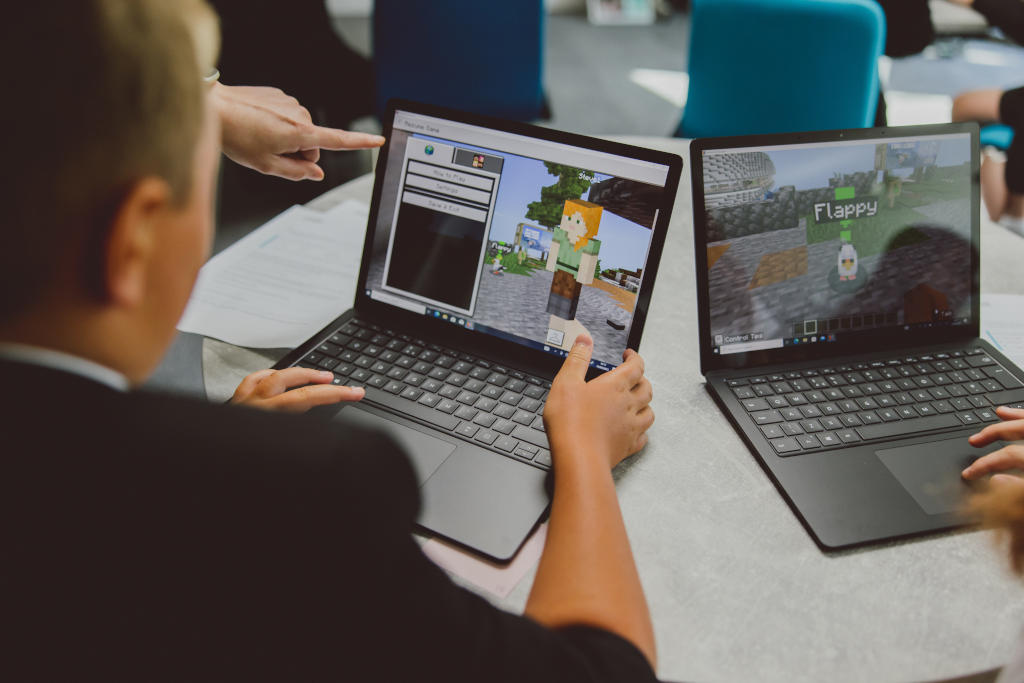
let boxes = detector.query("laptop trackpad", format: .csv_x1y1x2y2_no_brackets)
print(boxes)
877,438,1004,515
333,406,455,486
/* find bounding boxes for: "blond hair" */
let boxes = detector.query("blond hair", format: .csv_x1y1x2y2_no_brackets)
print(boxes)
0,0,219,318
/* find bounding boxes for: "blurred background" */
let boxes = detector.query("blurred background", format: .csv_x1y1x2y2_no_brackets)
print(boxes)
212,0,1024,250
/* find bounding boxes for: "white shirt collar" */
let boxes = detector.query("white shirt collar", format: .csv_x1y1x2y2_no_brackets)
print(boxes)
0,343,130,392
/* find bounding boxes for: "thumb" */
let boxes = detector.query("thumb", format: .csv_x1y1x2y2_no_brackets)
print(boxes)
556,333,593,383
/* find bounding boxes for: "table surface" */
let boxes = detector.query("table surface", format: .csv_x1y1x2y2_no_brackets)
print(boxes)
203,136,1024,683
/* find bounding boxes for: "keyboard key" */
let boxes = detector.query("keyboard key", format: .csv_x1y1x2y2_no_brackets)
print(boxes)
761,424,785,439
796,434,821,449
858,411,881,424
976,409,998,422
820,416,842,430
400,386,423,401
474,397,498,412
535,449,552,468
417,393,440,408
455,422,479,438
454,405,478,421
931,400,953,414
512,425,550,450
771,437,801,455
786,393,808,406
781,422,803,436
500,391,523,406
780,407,802,421
984,366,1024,390
767,396,789,408
464,378,485,393
384,380,404,394
367,374,388,388
531,415,545,430
482,385,503,399
967,354,996,367
956,412,979,426
492,418,515,435
801,419,824,433
817,432,840,447
512,410,534,426
856,414,959,440
361,386,459,431
456,391,478,405
742,398,770,412
840,414,862,427
987,388,1024,406
494,436,518,453
524,385,546,400
799,405,822,418
493,404,515,419
436,399,458,414
836,429,861,444
475,430,499,446
439,385,459,399
473,413,496,428
915,404,936,416
520,398,543,413
386,367,408,380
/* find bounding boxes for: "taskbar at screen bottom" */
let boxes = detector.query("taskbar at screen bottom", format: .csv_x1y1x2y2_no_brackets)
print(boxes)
422,307,618,372
712,318,972,356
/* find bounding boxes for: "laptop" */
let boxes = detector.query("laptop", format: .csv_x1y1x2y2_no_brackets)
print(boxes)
275,100,682,561
690,123,1024,550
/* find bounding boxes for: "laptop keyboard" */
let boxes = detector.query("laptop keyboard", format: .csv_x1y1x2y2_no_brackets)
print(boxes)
728,348,1024,457
294,318,553,470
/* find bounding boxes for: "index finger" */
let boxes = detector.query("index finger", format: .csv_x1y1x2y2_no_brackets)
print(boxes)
962,444,1024,480
968,414,1024,447
255,367,334,397
302,125,386,151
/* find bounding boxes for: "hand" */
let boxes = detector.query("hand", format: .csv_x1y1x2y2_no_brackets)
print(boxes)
212,83,385,181
543,334,654,470
230,367,365,413
961,406,1024,491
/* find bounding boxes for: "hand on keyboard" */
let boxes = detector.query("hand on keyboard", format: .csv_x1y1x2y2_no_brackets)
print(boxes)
962,406,1024,488
231,367,365,413
543,334,654,470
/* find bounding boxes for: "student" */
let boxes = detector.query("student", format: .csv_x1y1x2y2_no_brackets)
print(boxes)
1,2,658,681
949,0,1024,230
962,407,1024,681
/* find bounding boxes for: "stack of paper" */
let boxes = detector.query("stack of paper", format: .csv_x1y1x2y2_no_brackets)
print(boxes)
177,200,369,348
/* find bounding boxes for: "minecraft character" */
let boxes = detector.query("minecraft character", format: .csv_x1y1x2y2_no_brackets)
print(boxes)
545,198,602,350
837,242,858,281
491,255,505,276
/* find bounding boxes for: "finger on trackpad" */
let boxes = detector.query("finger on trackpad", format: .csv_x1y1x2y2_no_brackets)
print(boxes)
334,406,456,486
877,438,1004,515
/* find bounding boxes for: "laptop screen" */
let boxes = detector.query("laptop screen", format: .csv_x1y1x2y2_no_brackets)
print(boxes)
362,108,675,371
698,131,975,358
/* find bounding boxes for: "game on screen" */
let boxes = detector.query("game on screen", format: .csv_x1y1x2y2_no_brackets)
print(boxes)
366,123,669,369
702,134,974,355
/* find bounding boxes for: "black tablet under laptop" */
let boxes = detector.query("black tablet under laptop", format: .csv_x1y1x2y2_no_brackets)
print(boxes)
275,100,682,561
691,122,1024,549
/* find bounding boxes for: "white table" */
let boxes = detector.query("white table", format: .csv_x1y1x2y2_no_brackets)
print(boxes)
203,137,1024,683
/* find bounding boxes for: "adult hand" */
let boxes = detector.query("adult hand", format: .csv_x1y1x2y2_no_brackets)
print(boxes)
962,406,1024,491
230,367,364,413
212,83,385,181
542,334,654,470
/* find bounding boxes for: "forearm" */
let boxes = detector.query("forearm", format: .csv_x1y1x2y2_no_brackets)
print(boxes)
524,445,656,669
973,0,1024,45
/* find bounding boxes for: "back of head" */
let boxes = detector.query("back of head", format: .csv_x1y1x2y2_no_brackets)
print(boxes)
0,0,217,322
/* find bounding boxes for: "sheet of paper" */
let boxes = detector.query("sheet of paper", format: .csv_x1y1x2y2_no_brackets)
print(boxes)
982,294,1024,368
177,200,369,348
422,523,547,600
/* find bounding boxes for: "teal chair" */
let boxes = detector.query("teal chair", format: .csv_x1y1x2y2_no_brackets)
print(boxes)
372,0,548,122
981,123,1015,150
676,0,886,138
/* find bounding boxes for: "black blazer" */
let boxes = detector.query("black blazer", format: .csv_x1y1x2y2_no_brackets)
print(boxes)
1,359,655,682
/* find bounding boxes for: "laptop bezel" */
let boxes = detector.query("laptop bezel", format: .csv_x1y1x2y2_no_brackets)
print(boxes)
350,98,684,379
690,123,981,376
